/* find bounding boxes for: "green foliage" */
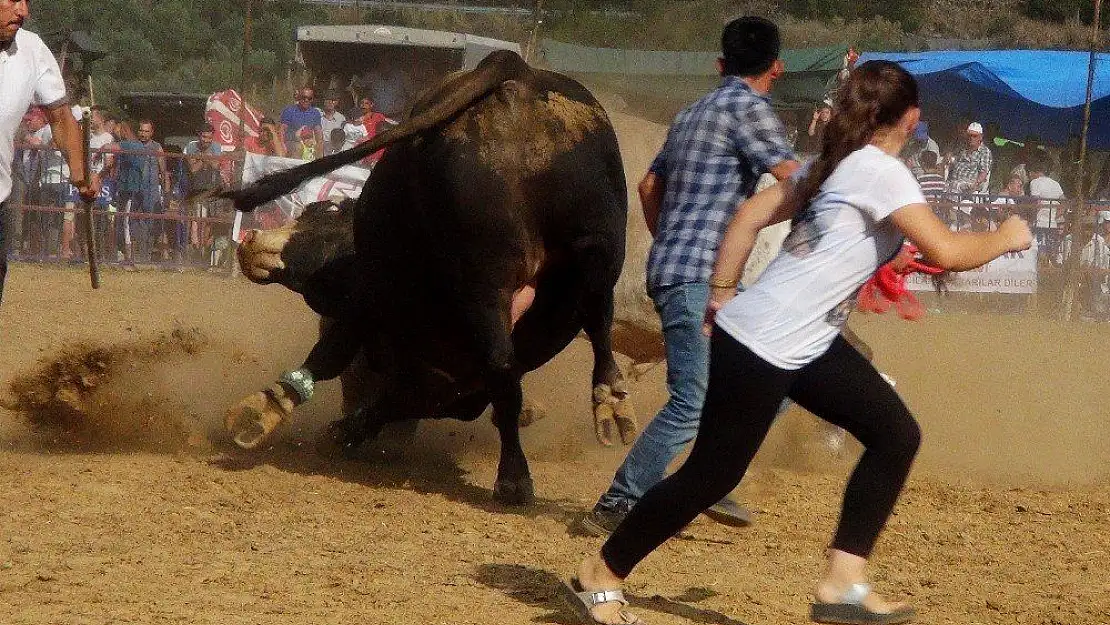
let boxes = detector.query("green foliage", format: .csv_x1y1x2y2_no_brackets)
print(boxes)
784,0,923,31
1024,0,1107,27
24,0,326,111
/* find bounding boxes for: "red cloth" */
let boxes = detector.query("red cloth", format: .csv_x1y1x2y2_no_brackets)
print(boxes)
358,111,389,163
857,243,944,320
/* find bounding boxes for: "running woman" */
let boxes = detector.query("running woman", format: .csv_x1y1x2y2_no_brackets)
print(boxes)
562,60,1032,625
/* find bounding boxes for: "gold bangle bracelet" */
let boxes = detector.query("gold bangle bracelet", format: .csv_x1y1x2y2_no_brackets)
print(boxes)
708,277,738,289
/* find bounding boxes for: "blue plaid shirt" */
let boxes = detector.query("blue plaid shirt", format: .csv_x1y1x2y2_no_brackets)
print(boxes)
646,76,794,291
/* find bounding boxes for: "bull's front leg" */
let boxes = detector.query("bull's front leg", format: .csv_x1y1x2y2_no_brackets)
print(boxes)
226,317,361,449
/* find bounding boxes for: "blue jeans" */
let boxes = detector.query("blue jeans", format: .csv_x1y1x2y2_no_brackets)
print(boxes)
597,281,715,512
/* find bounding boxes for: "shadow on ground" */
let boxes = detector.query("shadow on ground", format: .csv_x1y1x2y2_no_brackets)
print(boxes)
205,431,586,524
473,563,752,625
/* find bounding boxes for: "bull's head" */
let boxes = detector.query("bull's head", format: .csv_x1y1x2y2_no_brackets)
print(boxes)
237,199,357,318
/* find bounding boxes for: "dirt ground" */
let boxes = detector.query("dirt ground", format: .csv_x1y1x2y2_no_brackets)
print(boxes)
0,263,1106,625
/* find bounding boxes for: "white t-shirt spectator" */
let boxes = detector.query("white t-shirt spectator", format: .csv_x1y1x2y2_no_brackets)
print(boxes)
320,110,346,155
338,121,368,152
0,28,67,203
89,130,114,175
716,145,924,370
1030,175,1065,228
32,125,69,184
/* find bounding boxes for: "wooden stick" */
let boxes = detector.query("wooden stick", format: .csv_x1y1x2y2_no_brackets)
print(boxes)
81,116,101,289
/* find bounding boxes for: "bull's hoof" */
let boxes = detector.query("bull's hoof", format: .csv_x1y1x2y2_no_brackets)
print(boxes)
493,477,535,506
317,414,380,459
225,385,293,450
518,400,547,428
592,384,637,446
613,396,638,445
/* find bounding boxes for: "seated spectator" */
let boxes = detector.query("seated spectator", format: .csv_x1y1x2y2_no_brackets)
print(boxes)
904,121,940,177
993,174,1034,225
959,206,994,233
916,150,946,199
947,121,992,194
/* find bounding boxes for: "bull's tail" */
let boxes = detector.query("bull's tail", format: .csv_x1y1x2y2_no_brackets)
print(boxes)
222,50,530,212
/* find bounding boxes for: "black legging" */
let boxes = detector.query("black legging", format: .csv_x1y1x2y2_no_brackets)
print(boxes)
601,329,921,579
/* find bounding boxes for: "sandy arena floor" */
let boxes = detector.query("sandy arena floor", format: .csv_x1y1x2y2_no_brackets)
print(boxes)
0,263,1106,625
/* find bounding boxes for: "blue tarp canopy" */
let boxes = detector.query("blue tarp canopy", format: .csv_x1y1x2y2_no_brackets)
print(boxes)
859,50,1110,149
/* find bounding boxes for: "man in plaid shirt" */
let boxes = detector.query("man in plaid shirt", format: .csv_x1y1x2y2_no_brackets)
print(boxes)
579,16,799,537
947,121,993,193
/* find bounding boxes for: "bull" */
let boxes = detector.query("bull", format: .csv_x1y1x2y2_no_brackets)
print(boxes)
224,50,638,505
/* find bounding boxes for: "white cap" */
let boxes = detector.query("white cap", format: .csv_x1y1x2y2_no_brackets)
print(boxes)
1099,210,1110,225
967,122,984,135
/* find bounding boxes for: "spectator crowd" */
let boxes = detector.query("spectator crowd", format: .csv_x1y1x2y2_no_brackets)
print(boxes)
6,86,397,273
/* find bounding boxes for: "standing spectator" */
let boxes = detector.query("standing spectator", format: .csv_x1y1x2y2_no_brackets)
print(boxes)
24,112,69,259
575,16,800,538
280,87,323,152
799,99,832,155
290,127,318,161
947,122,992,194
1030,157,1064,245
319,91,346,156
17,108,51,257
88,106,115,177
255,117,287,157
183,124,223,265
353,97,395,164
115,119,169,267
1007,136,1046,191
1058,212,1110,319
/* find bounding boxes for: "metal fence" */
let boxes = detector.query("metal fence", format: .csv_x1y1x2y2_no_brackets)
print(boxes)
7,144,1110,318
6,145,257,272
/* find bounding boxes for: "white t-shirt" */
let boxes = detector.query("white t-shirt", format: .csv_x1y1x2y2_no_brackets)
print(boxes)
0,29,67,203
1030,176,1064,228
715,145,925,370
320,111,346,154
89,130,114,175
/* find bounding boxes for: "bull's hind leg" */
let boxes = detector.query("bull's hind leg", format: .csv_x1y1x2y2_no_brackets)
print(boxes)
571,237,637,447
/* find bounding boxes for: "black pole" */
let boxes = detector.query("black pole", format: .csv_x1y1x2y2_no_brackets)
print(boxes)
1062,0,1103,320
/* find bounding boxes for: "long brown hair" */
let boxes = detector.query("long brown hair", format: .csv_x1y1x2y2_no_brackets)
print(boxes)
793,60,920,209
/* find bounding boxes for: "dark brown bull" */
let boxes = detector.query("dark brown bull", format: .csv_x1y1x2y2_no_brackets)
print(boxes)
224,50,637,504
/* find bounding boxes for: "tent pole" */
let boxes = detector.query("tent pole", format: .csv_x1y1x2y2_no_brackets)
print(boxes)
1062,0,1102,320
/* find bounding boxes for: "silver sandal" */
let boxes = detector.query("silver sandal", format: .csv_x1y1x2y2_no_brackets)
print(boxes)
558,578,643,624
810,583,914,624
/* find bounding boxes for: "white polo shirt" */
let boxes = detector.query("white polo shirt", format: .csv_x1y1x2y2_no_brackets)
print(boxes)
0,29,67,204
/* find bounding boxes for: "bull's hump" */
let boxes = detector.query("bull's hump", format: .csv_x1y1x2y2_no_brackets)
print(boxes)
443,88,609,176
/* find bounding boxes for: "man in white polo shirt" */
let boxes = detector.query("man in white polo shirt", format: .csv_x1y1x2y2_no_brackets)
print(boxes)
1,0,98,303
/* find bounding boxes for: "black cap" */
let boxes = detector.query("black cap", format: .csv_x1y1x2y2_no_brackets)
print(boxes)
721,16,781,77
